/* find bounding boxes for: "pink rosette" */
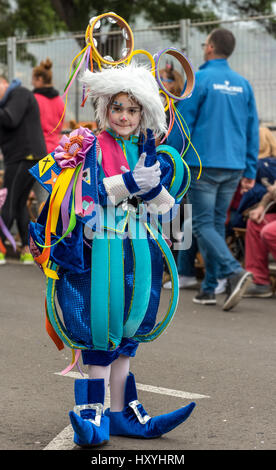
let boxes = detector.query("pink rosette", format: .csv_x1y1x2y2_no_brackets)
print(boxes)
54,126,95,169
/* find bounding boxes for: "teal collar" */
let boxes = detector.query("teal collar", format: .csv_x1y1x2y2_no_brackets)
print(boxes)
106,128,139,144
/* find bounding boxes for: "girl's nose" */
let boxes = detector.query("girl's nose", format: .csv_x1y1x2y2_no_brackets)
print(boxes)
120,114,127,121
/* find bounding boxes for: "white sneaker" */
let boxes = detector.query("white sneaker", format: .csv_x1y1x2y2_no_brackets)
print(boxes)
214,278,227,295
163,276,198,290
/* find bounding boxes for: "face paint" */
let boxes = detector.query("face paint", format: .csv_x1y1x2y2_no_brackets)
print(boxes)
108,92,141,140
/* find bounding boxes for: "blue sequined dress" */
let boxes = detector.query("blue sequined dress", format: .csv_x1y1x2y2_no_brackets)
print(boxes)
29,129,190,365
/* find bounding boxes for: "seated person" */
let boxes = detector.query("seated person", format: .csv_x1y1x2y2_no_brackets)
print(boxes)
230,127,276,230
243,181,276,297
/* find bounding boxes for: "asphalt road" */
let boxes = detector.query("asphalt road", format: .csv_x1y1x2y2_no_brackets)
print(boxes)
0,260,275,453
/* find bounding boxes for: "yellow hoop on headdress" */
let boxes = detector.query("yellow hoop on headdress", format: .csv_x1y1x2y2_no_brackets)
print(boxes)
86,12,134,66
126,49,156,76
159,89,170,112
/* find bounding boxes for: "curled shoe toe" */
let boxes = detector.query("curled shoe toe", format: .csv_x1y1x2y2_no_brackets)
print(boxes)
106,373,196,438
69,411,109,447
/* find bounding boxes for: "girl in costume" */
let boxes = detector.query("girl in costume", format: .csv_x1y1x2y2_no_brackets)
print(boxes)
29,62,195,447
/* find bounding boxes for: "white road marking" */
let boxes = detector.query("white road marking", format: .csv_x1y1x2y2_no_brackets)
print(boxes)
44,371,209,450
44,426,75,450
54,371,210,399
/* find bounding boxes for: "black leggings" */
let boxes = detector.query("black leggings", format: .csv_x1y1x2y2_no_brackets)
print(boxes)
1,160,36,247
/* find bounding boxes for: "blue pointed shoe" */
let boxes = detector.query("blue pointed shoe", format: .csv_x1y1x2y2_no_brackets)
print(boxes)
105,372,196,438
69,378,109,447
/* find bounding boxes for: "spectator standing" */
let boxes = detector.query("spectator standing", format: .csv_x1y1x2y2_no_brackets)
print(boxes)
32,59,65,212
167,28,259,310
32,58,64,154
0,75,46,263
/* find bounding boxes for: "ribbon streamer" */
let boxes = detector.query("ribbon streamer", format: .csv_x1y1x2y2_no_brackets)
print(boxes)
45,297,64,351
60,175,74,235
0,188,16,252
35,164,82,278
51,45,90,134
61,349,83,376
172,102,202,179
160,98,175,144
62,47,89,100
0,216,16,252
74,162,85,216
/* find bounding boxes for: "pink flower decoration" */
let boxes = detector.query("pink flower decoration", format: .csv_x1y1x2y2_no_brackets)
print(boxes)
54,126,95,168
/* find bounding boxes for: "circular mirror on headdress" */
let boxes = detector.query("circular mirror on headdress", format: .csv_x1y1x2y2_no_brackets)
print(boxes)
155,48,195,101
86,12,134,66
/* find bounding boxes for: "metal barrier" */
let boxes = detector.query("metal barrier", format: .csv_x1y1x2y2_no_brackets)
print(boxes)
0,14,275,125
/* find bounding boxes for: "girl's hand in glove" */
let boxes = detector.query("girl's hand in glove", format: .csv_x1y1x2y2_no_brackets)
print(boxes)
132,152,161,194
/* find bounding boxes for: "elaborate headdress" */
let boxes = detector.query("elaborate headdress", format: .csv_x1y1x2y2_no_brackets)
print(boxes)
81,62,167,136
57,12,196,146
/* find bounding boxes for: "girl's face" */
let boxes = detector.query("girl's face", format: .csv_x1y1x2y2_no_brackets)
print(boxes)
108,92,141,140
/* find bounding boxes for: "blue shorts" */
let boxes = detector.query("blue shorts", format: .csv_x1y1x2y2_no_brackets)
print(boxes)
81,338,139,366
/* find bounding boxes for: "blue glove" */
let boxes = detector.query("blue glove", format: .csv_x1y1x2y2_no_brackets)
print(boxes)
143,129,157,167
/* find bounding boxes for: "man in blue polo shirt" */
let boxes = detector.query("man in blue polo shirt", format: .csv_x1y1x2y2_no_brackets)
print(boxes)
167,28,259,310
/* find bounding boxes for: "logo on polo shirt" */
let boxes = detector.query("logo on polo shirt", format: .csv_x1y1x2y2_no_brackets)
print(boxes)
213,80,243,95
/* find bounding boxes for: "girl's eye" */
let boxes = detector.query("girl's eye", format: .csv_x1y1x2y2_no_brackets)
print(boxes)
111,106,121,112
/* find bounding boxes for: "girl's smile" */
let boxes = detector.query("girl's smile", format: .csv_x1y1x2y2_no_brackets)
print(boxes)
108,92,141,140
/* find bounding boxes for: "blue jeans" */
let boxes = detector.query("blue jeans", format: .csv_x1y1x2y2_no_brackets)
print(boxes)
177,219,197,277
187,167,243,293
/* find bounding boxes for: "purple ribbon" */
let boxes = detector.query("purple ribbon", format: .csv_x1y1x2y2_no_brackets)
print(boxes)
60,174,75,237
0,217,16,251
82,45,91,102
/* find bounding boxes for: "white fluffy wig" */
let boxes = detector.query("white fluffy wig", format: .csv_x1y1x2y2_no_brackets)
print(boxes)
81,63,167,136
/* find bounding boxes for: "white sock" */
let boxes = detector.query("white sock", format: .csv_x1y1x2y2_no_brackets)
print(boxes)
109,355,130,412
87,364,111,396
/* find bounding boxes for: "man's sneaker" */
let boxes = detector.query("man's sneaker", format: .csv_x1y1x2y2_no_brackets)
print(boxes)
222,269,253,311
193,289,216,305
243,283,273,298
20,252,34,265
163,275,198,290
0,252,6,264
214,278,227,295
